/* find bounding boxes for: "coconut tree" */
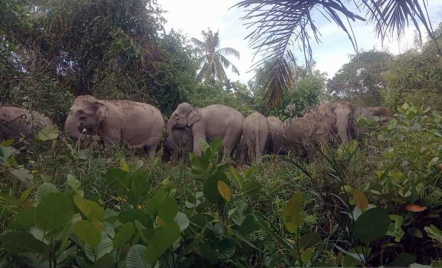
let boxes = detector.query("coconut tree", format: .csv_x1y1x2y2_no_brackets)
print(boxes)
233,0,441,107
192,29,240,82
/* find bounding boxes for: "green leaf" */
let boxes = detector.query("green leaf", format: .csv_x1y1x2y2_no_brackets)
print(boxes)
299,233,321,250
19,186,35,203
203,170,229,206
74,220,102,249
200,242,218,265
217,238,236,261
15,207,36,230
92,253,114,268
282,192,304,233
121,158,130,172
113,222,134,250
119,209,153,229
245,166,258,180
353,191,368,212
354,208,390,244
145,223,180,267
209,138,223,155
343,253,361,267
34,183,58,204
145,190,168,217
301,247,315,265
407,228,423,238
38,125,59,141
217,180,231,202
424,225,442,243
85,232,113,262
174,212,190,232
387,253,416,267
126,245,150,268
242,181,262,196
158,197,178,223
35,192,74,230
0,232,48,256
67,174,84,197
73,195,105,221
10,168,34,184
0,139,14,147
105,168,128,185
229,166,243,187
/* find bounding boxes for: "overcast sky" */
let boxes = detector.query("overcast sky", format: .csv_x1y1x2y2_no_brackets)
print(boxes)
159,0,442,85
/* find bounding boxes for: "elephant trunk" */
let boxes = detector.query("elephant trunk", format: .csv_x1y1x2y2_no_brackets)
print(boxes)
336,116,349,144
64,113,82,140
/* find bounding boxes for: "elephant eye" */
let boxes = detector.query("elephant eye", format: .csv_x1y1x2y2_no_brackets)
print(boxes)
77,109,84,115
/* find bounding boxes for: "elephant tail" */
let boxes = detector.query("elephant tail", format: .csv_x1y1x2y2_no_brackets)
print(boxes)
254,121,261,160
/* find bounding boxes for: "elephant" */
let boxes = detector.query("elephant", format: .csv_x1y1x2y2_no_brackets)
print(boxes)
0,106,53,141
266,116,287,155
285,117,329,161
163,119,193,162
303,104,339,145
239,112,269,165
328,102,353,144
350,105,390,139
169,102,244,157
64,95,165,160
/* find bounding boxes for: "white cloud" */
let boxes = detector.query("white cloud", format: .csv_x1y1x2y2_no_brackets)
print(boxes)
158,0,442,83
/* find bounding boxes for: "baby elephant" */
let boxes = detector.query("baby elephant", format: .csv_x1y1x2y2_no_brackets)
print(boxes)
163,120,193,162
240,112,269,165
64,95,165,160
0,106,53,141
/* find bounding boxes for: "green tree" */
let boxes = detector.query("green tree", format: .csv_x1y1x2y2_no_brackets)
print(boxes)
327,50,392,106
384,24,442,112
192,29,240,82
234,0,441,107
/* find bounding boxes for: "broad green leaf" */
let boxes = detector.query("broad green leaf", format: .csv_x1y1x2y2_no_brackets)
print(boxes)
174,212,190,232
209,138,223,155
282,192,304,233
217,238,236,261
203,170,229,206
158,197,178,222
354,208,390,244
301,247,315,265
0,139,14,147
73,195,105,221
145,190,168,217
239,216,257,236
92,253,114,268
145,223,180,267
387,253,416,267
242,181,262,196
35,192,74,230
340,185,355,195
245,166,258,180
38,125,59,141
113,222,134,250
0,232,48,256
121,158,130,172
126,245,149,268
343,253,361,267
217,180,231,202
229,166,243,187
299,233,321,250
34,183,58,204
74,220,102,250
200,242,218,265
119,209,153,229
407,228,423,238
353,191,368,212
15,207,36,230
85,232,113,262
67,174,84,197
424,225,442,243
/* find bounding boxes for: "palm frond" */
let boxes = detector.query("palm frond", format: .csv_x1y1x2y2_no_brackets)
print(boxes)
217,47,240,59
219,54,240,76
361,0,441,55
195,55,207,69
214,56,227,82
191,37,205,49
263,57,295,108
197,61,209,82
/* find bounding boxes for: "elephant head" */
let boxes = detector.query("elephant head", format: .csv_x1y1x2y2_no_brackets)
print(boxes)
332,102,353,143
170,102,200,128
366,106,390,124
64,95,109,140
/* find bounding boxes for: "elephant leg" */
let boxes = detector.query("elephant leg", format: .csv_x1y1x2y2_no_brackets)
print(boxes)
144,145,156,161
246,138,256,164
239,140,248,166
192,135,206,157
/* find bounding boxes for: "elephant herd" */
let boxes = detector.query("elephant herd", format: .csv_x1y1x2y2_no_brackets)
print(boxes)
0,95,390,165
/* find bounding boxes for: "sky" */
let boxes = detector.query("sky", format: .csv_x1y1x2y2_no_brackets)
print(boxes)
159,0,442,85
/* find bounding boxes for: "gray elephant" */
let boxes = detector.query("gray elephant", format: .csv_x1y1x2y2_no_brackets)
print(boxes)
0,106,53,141
169,102,244,157
285,117,329,161
303,104,338,145
163,120,193,162
350,105,390,139
239,112,269,165
64,95,164,160
266,116,287,155
328,102,353,144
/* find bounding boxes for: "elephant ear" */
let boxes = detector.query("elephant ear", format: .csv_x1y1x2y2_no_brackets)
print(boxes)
95,101,109,123
187,107,200,127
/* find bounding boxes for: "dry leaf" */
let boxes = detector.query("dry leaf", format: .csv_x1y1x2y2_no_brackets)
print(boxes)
406,204,427,212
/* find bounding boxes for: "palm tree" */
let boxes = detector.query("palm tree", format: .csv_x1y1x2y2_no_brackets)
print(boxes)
192,30,240,82
233,0,441,107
